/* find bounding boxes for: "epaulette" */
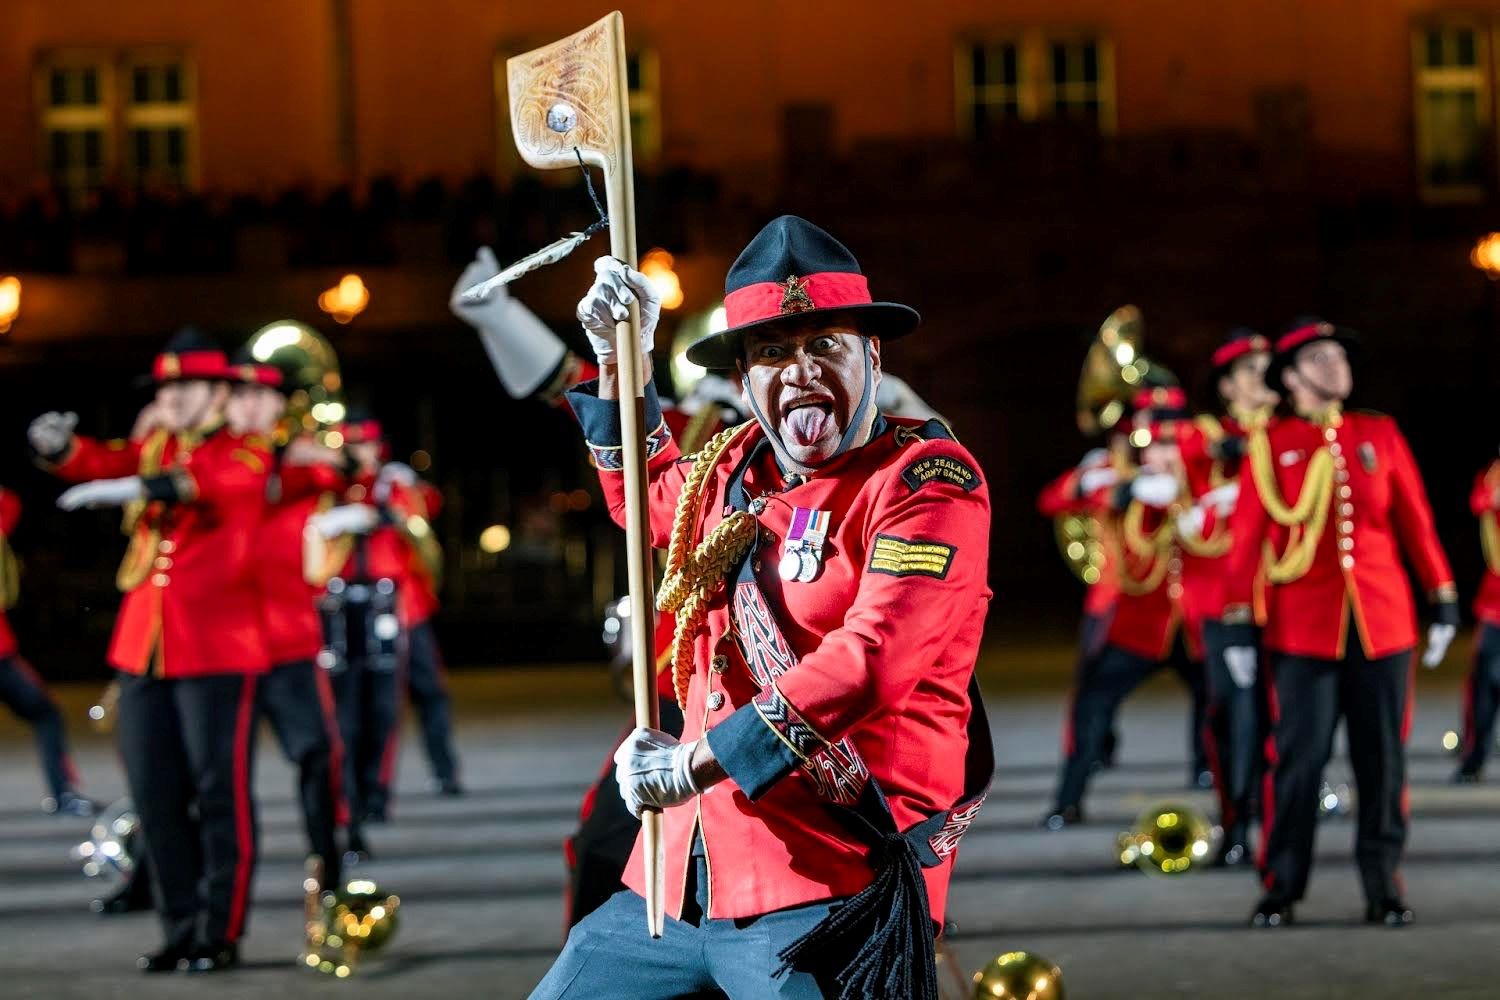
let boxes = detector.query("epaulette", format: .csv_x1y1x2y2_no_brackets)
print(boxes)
893,417,958,447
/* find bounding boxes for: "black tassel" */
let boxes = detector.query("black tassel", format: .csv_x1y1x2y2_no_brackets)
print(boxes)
774,832,938,1000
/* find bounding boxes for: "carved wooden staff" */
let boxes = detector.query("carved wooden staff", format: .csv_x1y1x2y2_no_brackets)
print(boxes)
498,12,664,937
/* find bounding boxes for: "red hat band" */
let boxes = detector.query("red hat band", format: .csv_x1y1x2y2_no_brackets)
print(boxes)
342,419,384,444
1212,334,1270,369
1132,386,1187,412
723,272,873,330
1275,322,1334,356
153,350,230,383
232,363,284,388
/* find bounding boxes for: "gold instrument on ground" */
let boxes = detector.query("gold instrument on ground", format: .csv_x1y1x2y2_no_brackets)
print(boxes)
1116,801,1213,875
245,320,347,446
971,950,1066,1000
300,856,400,978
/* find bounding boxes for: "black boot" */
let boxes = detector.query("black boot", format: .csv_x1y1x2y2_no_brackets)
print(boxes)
93,875,153,915
1364,899,1414,927
1249,897,1294,928
1214,824,1249,867
137,941,193,972
1040,805,1084,831
184,941,239,972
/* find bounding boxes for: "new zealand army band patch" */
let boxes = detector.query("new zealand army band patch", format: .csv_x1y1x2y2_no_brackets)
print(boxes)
869,533,956,579
901,454,980,493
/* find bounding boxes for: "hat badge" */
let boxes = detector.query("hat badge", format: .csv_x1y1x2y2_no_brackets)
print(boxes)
779,275,815,315
161,354,181,377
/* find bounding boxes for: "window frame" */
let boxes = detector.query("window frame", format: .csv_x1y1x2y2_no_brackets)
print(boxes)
34,49,116,203
1411,19,1492,203
120,47,199,189
954,28,1116,140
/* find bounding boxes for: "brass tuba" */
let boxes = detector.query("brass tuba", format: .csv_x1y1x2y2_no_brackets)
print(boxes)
300,857,401,977
1116,801,1214,875
244,320,347,445
1076,305,1153,437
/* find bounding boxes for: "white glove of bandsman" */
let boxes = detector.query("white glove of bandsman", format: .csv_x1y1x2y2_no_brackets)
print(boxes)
1422,623,1456,669
1130,472,1180,509
308,504,380,539
449,247,571,399
576,257,659,366
57,476,145,511
613,726,699,818
29,411,78,458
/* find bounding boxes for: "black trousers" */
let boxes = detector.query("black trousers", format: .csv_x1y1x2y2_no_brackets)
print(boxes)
259,659,344,888
566,696,685,926
1052,636,1207,812
330,655,399,823
115,671,259,948
1260,643,1411,906
1200,620,1267,830
404,619,460,785
1459,623,1500,776
0,655,77,800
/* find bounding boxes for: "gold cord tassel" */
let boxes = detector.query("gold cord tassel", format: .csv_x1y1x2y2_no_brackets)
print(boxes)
656,422,758,709
1245,429,1335,584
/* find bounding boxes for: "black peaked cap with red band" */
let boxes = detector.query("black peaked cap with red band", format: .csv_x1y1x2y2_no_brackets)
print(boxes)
137,327,235,387
1131,384,1190,443
1211,327,1271,377
684,215,920,368
226,347,286,390
1263,317,1360,395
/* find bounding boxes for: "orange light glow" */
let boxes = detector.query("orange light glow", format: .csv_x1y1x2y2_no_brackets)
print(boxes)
640,249,684,310
0,276,20,333
1472,233,1500,278
318,274,370,323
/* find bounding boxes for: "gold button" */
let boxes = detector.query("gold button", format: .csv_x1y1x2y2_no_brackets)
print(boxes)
1168,584,1184,600
1168,558,1182,573
707,691,725,711
1339,537,1354,551
1339,503,1353,516
1324,428,1337,442
1338,521,1353,535
159,540,176,554
711,655,729,674
154,556,172,570
1335,470,1349,483
1341,555,1356,570
1338,486,1352,499
348,484,367,502
151,573,170,587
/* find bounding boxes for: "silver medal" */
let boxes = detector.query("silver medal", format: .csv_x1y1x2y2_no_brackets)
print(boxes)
795,548,820,583
778,549,804,581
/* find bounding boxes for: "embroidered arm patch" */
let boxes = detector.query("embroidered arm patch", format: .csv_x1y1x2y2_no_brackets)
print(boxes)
901,454,980,493
868,533,956,579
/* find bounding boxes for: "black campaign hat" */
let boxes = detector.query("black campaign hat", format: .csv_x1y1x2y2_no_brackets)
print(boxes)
685,216,920,368
136,326,233,387
1211,327,1272,377
1263,317,1361,395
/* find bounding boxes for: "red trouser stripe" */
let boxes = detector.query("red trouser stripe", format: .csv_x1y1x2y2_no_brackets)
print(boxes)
225,675,257,941
313,666,350,827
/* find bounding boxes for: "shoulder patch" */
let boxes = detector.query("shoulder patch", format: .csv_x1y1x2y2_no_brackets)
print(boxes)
901,452,981,493
869,533,956,579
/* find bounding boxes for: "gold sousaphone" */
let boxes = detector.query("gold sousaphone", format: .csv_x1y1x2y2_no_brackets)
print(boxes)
244,320,347,446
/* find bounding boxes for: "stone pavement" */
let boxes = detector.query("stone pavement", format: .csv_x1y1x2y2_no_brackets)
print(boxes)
0,666,1496,999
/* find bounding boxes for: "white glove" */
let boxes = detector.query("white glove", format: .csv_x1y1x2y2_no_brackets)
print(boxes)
57,476,144,511
29,411,78,457
308,504,379,539
373,462,416,503
613,726,699,818
1224,646,1258,689
1202,481,1241,517
450,247,568,398
1177,504,1207,540
1422,623,1456,669
874,373,941,421
1079,466,1119,495
1131,472,1180,508
577,256,659,365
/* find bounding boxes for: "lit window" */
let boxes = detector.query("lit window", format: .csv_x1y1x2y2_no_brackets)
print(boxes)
956,31,1115,139
1413,23,1489,201
36,55,112,204
123,54,195,188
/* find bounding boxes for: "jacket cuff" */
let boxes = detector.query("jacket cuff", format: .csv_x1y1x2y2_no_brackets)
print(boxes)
1433,595,1461,628
563,379,670,471
705,698,802,801
141,471,196,503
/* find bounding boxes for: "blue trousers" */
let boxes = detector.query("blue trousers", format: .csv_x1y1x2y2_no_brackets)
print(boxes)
530,851,838,999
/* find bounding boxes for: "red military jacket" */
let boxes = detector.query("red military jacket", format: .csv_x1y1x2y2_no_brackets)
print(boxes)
48,427,272,677
336,471,442,628
1177,412,1272,624
1036,465,1120,616
572,385,991,923
0,488,21,658
1223,410,1454,659
1471,460,1500,626
257,456,346,665
1099,496,1213,662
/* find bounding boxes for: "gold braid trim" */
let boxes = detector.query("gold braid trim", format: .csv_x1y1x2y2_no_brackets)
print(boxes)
116,429,173,592
656,421,758,709
1177,514,1232,558
1114,501,1173,596
1482,511,1500,576
1246,429,1335,584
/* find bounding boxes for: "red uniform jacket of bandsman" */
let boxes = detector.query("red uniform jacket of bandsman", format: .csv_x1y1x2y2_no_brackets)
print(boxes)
338,472,442,628
1471,460,1500,627
1177,413,1271,624
591,416,991,923
50,429,272,677
0,487,21,658
1223,411,1454,659
1097,497,1214,662
1036,466,1119,616
257,458,346,664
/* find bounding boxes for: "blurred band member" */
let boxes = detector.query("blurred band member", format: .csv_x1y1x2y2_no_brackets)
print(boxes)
1456,454,1500,783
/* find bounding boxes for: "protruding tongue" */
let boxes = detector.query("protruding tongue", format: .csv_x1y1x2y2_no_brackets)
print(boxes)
785,405,831,447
